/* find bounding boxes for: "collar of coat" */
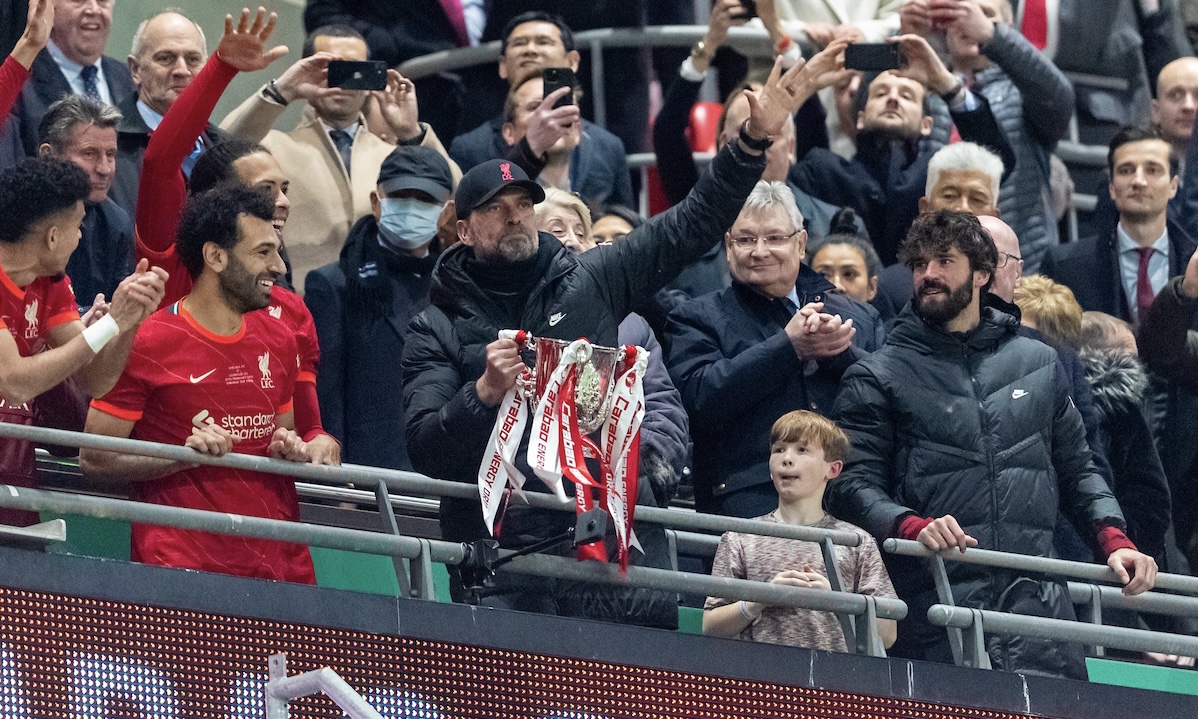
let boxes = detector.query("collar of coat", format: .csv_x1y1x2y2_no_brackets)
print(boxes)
887,301,1020,356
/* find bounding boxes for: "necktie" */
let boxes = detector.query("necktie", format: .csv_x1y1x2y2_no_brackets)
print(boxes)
781,296,798,316
180,141,202,178
1136,246,1156,325
1021,0,1049,50
439,0,470,47
80,65,101,102
329,130,353,176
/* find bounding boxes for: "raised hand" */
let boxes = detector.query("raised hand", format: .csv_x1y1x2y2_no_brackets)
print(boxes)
524,86,581,156
744,38,849,143
215,7,288,74
900,0,934,36
938,0,996,56
11,0,54,68
890,34,958,95
275,51,339,103
696,0,748,73
372,69,422,142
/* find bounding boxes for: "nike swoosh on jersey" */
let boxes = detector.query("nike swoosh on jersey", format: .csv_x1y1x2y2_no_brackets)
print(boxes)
549,312,566,326
189,369,217,384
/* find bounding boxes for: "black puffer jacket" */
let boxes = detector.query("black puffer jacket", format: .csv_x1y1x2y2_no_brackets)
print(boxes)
402,142,765,626
828,305,1125,677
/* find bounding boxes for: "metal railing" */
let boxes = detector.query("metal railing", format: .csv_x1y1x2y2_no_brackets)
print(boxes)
267,653,383,719
2,422,899,656
885,537,1198,668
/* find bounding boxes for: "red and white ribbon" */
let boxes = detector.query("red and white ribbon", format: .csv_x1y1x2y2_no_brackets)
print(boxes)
601,345,649,570
526,339,591,502
477,330,530,535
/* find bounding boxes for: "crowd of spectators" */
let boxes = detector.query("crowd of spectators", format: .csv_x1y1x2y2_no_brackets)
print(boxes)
3,0,1198,680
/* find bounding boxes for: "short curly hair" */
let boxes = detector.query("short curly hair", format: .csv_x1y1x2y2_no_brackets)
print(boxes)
898,210,998,292
176,184,275,280
0,157,90,244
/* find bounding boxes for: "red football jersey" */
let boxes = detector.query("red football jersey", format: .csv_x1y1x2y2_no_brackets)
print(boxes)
0,268,79,526
92,299,315,584
265,286,319,384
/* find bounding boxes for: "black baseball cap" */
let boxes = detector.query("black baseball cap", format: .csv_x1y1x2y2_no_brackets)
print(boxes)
454,159,545,220
377,146,454,203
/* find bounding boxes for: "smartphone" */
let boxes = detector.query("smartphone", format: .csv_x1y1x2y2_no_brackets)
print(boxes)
327,60,388,91
734,0,758,19
844,43,902,72
542,67,577,109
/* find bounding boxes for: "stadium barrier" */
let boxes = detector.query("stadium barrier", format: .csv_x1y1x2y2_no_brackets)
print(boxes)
0,422,898,657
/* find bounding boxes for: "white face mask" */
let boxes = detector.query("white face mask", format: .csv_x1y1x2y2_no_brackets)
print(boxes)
377,197,441,250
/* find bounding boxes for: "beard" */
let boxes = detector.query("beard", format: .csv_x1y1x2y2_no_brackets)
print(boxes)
476,229,539,264
913,276,975,327
218,252,274,314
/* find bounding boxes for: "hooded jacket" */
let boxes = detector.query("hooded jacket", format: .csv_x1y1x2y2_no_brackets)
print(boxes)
1080,348,1171,563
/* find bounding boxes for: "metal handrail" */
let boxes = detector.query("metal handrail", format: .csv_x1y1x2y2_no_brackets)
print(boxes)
929,604,1198,657
1,422,861,547
0,483,904,623
397,25,777,80
884,538,1198,596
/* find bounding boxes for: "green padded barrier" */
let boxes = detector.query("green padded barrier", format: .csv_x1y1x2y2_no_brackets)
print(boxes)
1087,657,1198,696
41,512,130,561
678,606,704,635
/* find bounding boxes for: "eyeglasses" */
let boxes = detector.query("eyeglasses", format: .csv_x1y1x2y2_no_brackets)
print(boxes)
729,229,800,250
997,251,1022,269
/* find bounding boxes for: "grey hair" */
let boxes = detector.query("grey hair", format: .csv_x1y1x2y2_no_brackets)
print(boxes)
741,180,804,230
38,95,122,150
925,141,1004,199
130,9,208,59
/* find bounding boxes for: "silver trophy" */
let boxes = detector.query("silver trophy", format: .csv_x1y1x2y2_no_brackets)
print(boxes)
520,336,626,434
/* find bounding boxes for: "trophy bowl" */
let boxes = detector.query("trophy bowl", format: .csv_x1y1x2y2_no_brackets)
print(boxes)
527,337,625,434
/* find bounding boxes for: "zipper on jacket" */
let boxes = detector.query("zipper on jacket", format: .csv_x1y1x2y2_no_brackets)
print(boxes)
964,344,1000,607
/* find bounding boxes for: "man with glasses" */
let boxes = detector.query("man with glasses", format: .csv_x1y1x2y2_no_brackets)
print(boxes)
664,181,884,518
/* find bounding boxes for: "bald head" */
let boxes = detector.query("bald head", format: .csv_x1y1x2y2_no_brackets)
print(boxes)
1154,57,1198,149
980,216,1022,303
128,12,207,115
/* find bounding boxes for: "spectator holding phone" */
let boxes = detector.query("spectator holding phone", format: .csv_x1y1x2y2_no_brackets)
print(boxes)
789,33,1015,266
909,0,1074,274
495,69,632,210
220,25,460,292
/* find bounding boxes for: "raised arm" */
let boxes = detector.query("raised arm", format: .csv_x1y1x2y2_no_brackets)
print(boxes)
0,0,53,119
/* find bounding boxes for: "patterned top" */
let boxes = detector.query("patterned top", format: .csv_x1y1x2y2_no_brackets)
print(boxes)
705,512,896,652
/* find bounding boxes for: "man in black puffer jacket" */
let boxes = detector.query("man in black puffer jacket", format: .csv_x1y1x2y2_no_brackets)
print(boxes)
402,45,848,627
827,210,1158,679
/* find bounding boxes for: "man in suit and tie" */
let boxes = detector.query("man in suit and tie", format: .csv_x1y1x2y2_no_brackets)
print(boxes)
107,10,224,216
0,0,133,169
1042,124,1198,568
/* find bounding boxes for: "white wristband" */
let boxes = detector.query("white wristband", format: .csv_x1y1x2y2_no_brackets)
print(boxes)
81,314,119,354
739,600,762,622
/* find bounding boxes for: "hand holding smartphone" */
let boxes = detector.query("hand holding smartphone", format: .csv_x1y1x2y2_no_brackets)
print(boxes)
327,60,388,91
843,43,903,72
542,67,577,109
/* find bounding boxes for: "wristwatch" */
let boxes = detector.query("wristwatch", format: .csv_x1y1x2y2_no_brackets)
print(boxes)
691,38,714,64
738,120,773,152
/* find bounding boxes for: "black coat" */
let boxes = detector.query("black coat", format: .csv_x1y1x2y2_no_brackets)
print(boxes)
828,305,1124,676
403,139,765,544
0,48,133,168
789,95,1016,266
1081,348,1171,564
304,215,435,471
108,92,225,217
663,266,884,516
1043,220,1198,545
67,199,135,306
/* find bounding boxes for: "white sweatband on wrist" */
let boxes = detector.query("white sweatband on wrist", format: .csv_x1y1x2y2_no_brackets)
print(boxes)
82,314,119,354
679,56,708,82
780,42,803,70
